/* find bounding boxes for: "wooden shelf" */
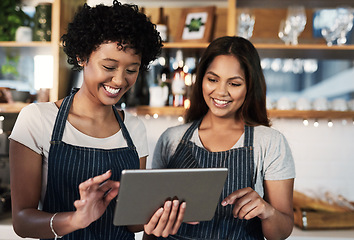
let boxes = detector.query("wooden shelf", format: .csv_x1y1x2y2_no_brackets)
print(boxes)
1,104,353,119
255,44,354,59
268,109,354,119
163,42,210,49
132,106,187,116
163,42,354,59
0,41,53,47
131,106,354,119
236,0,354,8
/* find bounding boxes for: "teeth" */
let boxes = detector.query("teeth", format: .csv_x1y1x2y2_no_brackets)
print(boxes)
214,99,229,105
104,85,120,94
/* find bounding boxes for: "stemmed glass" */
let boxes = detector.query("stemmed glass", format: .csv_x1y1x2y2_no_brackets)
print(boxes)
237,8,256,39
321,7,354,46
286,6,307,45
279,6,307,45
278,19,291,45
335,7,354,45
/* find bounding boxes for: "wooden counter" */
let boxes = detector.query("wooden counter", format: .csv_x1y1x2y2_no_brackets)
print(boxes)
1,213,353,240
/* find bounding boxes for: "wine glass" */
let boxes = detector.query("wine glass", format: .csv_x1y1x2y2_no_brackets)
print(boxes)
321,26,338,46
237,8,256,39
286,5,307,45
321,7,354,46
278,19,291,45
335,7,354,45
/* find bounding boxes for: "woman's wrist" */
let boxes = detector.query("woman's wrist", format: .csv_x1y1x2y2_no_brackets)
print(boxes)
50,213,63,239
50,211,86,238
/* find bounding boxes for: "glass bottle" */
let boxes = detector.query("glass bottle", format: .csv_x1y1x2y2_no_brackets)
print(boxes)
156,7,168,42
171,50,186,107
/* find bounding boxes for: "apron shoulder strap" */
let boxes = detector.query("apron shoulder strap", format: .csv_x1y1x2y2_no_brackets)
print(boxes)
113,107,136,150
51,91,76,142
180,118,202,143
243,125,254,148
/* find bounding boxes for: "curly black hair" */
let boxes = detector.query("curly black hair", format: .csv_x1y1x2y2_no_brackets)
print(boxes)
61,0,162,71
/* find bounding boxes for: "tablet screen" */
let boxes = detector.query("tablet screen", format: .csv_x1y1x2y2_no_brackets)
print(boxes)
113,168,228,226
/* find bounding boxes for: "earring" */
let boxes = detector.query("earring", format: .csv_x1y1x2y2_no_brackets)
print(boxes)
77,57,84,67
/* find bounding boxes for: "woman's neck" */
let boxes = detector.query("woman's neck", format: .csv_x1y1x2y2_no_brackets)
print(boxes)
200,111,244,131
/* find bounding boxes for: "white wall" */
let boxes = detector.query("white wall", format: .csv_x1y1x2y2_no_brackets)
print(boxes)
140,115,354,201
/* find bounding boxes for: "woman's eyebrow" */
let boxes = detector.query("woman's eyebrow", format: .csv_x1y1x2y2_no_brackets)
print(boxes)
102,58,141,66
206,71,244,81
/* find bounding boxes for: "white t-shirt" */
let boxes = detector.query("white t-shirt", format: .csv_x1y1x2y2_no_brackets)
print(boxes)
152,123,295,197
9,102,148,203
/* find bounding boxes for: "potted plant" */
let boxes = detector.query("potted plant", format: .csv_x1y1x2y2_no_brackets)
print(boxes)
0,0,32,41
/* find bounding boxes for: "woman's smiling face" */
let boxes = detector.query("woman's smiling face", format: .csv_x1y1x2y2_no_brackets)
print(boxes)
202,54,247,119
81,41,141,106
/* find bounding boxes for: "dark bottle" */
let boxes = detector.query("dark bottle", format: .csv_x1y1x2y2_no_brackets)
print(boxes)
156,7,168,42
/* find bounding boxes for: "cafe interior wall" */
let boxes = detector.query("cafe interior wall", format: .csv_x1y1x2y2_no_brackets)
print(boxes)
1,0,353,203
142,114,354,202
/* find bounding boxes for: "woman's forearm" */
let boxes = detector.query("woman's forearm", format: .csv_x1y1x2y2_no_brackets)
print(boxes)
13,209,80,239
261,207,294,240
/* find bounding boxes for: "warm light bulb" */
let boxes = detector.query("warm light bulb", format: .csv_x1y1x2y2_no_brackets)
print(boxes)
314,120,319,127
328,120,333,127
184,99,191,109
303,119,309,126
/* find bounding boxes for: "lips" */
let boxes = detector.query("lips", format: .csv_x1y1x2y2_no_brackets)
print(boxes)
103,85,121,96
213,98,231,107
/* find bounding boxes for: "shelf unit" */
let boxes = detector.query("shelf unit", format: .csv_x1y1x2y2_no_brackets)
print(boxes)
163,42,354,59
161,0,354,59
160,0,354,119
1,0,354,120
0,0,85,102
0,42,52,47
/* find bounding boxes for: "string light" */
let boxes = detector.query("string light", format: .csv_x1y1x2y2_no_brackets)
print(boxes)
314,120,319,127
328,120,333,128
303,119,309,126
153,113,159,119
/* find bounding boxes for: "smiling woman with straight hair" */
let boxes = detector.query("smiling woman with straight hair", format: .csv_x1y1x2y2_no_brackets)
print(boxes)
148,36,295,240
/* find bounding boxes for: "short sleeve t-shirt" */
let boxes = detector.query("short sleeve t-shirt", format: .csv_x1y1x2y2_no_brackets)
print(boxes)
152,123,295,197
9,102,149,203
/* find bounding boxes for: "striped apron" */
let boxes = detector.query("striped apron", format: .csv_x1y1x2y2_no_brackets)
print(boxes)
42,90,139,240
162,119,263,240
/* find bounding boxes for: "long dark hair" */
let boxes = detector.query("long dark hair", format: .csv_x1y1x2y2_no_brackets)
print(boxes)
185,36,270,127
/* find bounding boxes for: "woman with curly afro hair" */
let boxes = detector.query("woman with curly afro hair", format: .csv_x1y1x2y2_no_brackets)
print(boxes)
9,1,185,239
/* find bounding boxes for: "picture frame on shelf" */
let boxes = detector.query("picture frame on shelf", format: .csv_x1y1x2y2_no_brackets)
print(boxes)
176,6,215,43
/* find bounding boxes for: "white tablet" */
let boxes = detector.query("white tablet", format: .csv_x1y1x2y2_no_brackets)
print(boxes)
113,168,228,226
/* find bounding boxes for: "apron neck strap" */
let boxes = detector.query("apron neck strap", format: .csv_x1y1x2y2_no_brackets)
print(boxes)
51,88,136,149
243,125,254,147
181,118,254,148
51,91,75,141
112,107,135,149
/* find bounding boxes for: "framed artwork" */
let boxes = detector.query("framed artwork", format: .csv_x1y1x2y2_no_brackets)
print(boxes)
176,6,215,42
